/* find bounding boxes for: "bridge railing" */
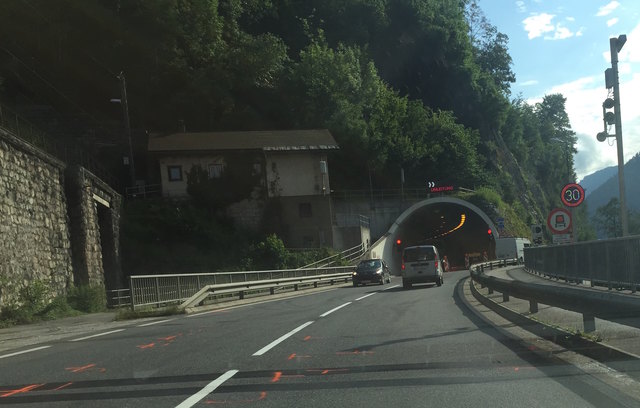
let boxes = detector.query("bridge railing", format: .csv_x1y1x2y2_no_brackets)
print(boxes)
524,235,640,292
129,266,355,309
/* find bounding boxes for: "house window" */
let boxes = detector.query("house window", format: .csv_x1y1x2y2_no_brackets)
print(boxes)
208,163,224,179
167,165,183,181
299,203,312,218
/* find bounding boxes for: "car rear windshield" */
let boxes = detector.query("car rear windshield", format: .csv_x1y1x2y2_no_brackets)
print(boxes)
358,260,382,270
403,247,436,262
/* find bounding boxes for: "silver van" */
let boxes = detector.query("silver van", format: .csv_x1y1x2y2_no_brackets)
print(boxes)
401,245,444,289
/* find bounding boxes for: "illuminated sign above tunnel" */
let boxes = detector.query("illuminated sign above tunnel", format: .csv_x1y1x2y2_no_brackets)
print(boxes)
430,185,454,193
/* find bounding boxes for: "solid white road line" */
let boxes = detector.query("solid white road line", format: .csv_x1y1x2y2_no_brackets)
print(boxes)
319,302,352,317
355,293,376,301
252,321,314,356
68,329,125,342
0,345,51,360
175,369,239,408
382,284,400,291
137,319,174,327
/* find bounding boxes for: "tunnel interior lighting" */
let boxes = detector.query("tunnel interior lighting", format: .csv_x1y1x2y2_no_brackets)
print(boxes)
427,213,466,240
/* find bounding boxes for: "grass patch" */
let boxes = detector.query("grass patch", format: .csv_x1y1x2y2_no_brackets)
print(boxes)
0,282,106,328
115,306,183,321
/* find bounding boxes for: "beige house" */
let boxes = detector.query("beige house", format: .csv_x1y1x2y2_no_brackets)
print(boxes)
148,129,339,248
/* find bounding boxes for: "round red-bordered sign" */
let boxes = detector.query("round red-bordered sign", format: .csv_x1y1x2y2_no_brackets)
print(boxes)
561,183,585,207
547,208,572,234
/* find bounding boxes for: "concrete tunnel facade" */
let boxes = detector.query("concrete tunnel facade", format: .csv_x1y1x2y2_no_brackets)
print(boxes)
366,197,500,275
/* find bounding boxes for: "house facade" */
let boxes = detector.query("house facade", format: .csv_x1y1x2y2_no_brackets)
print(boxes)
148,129,338,248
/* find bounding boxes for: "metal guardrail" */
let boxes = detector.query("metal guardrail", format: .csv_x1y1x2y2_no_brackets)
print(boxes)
180,272,352,310
125,183,161,199
129,266,355,309
470,260,640,333
524,235,640,292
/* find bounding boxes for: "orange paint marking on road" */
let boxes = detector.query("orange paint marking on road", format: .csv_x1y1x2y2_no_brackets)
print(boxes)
65,364,96,373
53,382,73,391
1,383,44,398
271,371,282,383
287,353,296,360
258,391,267,400
137,343,155,349
159,335,178,342
303,335,312,341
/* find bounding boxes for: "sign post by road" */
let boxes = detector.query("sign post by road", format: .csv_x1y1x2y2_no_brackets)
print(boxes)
547,208,572,244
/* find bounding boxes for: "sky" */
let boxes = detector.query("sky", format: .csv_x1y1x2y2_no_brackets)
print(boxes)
477,0,640,181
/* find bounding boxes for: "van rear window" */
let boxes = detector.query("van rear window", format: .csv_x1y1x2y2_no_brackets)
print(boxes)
403,247,436,262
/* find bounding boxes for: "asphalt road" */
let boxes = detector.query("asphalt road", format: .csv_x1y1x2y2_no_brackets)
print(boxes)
1,271,638,407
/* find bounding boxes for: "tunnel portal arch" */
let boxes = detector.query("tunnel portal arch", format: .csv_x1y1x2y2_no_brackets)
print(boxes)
369,197,499,274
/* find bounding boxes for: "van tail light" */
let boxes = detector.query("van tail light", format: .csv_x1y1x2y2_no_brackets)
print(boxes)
401,263,405,270
435,260,438,270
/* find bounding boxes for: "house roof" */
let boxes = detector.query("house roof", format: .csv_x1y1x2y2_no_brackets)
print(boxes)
148,129,339,152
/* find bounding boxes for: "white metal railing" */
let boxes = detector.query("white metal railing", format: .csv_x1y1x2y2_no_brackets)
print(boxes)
129,266,355,309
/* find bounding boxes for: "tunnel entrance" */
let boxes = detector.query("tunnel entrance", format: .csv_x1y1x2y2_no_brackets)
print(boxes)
374,198,498,274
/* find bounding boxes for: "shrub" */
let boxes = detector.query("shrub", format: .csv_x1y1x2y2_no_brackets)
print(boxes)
67,285,106,313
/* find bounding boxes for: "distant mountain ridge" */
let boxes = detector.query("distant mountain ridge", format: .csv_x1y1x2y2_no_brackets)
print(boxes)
579,165,617,196
585,153,640,215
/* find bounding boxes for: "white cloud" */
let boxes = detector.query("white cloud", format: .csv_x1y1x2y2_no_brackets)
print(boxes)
523,13,555,39
566,16,576,22
596,1,620,17
607,17,619,27
519,79,539,86
523,13,577,41
545,25,574,40
516,1,526,13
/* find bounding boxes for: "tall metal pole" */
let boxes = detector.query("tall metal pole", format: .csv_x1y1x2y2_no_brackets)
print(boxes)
118,71,136,189
609,37,629,236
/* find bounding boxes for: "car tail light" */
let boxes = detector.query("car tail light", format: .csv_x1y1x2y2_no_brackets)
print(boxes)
401,263,405,270
435,260,438,270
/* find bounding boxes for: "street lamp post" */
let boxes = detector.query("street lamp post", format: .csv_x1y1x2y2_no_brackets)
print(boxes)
112,71,136,190
597,35,629,237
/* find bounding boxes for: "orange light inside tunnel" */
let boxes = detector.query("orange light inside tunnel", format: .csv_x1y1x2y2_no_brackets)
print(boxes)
396,239,402,245
428,213,466,240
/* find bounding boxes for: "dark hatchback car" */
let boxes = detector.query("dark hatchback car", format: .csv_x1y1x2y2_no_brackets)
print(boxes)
352,259,392,286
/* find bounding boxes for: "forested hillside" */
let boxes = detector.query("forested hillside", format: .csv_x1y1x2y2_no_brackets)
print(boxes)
0,0,578,228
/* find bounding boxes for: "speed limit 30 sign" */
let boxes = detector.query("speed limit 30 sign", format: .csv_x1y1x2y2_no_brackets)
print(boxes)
561,183,585,207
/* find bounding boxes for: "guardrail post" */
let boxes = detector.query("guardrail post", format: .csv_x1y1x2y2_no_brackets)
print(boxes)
529,300,538,313
177,276,182,300
481,264,484,273
488,287,493,294
583,314,596,333
270,287,275,295
129,276,135,309
314,282,318,288
155,277,161,305
239,290,245,300
502,292,509,302
490,262,493,270
294,284,299,291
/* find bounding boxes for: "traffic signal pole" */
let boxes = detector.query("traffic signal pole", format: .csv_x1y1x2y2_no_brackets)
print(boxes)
609,36,629,236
